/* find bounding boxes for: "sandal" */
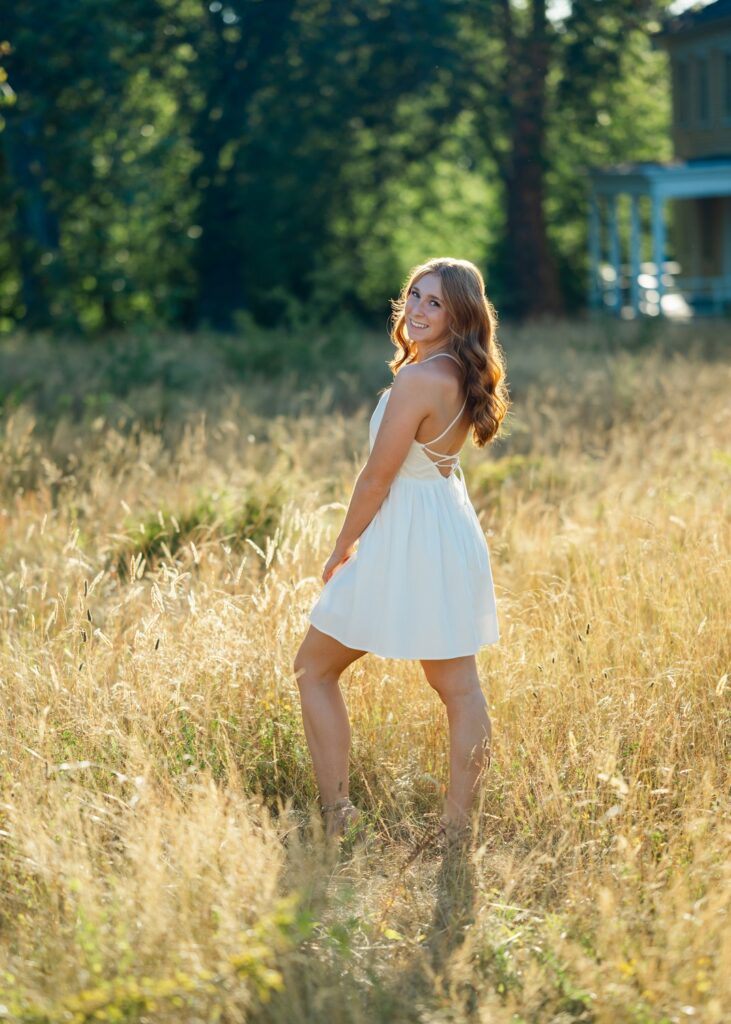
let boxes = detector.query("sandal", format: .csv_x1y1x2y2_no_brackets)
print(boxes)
396,817,473,869
433,817,473,852
320,797,364,841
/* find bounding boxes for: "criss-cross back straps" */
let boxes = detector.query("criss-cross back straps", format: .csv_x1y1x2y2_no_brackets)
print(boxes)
419,352,468,453
421,397,468,450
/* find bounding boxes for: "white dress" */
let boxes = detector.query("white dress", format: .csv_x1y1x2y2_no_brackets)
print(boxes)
308,352,500,659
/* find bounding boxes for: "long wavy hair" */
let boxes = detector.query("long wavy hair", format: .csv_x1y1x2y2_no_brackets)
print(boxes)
388,257,509,447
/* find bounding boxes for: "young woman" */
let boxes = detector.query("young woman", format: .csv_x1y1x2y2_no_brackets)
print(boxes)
294,257,510,843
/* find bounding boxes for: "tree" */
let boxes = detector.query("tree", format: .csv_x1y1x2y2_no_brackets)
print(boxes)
0,0,674,331
453,0,669,318
0,0,167,329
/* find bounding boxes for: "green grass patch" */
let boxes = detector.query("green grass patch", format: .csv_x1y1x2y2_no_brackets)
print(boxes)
115,486,284,578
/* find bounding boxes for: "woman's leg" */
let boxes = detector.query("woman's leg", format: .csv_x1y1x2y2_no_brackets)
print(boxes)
420,654,492,828
293,625,367,808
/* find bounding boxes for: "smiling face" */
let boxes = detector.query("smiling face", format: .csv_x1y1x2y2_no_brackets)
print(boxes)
404,272,450,347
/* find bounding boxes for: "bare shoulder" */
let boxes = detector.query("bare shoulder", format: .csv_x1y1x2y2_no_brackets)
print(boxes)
389,362,443,408
398,357,462,398
394,359,458,388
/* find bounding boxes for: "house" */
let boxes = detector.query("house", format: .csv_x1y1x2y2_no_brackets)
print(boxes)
588,0,731,317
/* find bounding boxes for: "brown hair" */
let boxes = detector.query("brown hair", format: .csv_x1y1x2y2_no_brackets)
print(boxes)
388,257,509,447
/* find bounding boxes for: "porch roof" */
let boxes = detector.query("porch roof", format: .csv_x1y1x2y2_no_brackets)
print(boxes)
588,156,731,200
654,0,731,41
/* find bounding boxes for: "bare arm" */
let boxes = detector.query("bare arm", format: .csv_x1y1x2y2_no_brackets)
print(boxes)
333,468,391,552
321,368,433,583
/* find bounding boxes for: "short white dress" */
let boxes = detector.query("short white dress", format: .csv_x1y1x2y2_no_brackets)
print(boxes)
308,352,500,659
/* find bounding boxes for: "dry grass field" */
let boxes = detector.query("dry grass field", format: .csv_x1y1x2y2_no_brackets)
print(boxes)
0,321,729,1023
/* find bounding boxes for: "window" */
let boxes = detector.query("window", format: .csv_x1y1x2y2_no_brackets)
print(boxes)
676,60,690,125
698,197,722,271
696,56,710,124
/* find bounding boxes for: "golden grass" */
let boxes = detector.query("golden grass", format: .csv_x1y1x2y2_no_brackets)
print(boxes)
0,322,729,1023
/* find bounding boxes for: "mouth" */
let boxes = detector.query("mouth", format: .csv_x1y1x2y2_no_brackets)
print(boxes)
408,319,429,331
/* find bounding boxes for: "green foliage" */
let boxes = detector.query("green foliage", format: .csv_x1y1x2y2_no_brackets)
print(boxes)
0,321,382,433
471,454,570,511
546,20,672,309
0,896,308,1023
115,486,285,579
0,1,674,330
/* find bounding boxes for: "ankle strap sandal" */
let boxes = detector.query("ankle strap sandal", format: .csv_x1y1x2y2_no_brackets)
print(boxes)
320,797,363,840
428,816,472,851
320,797,356,814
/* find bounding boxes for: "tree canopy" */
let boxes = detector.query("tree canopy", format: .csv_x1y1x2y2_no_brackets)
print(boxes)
0,0,672,332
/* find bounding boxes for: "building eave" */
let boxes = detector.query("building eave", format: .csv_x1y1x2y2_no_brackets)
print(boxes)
653,0,731,45
588,157,731,199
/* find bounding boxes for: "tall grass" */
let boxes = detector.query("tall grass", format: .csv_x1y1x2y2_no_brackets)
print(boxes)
0,320,728,1022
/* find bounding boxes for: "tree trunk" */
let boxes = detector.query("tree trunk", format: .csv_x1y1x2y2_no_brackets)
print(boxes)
190,129,244,330
188,3,294,329
2,112,62,326
499,0,563,317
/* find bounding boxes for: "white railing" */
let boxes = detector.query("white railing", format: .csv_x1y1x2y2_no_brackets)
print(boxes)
674,276,731,306
595,262,730,318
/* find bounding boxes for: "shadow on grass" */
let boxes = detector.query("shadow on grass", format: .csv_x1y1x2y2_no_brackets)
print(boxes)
426,846,477,969
249,800,483,1024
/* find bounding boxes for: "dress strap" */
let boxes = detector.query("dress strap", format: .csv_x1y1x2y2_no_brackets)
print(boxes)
418,351,468,448
421,448,461,468
420,352,461,367
421,395,468,447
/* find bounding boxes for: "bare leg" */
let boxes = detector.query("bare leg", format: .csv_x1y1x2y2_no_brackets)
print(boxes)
293,625,366,809
420,655,492,828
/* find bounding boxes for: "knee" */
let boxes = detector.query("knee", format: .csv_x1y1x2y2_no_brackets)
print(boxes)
425,673,450,704
293,649,337,692
426,675,471,706
444,684,489,716
293,650,309,691
429,682,450,706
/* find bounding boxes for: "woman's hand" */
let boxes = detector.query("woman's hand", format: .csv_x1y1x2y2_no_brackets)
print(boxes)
322,541,357,584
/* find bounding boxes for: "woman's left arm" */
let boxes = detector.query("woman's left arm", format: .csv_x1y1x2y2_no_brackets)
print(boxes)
321,469,389,582
321,370,432,583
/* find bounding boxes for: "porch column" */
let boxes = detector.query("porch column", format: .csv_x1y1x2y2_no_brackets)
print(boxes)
588,190,601,310
607,193,621,313
629,194,641,316
650,191,666,312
